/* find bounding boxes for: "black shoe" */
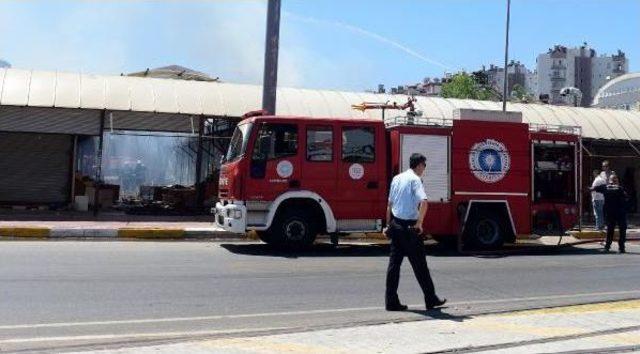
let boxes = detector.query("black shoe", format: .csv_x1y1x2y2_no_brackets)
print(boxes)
619,249,626,254
385,303,408,311
426,297,447,310
604,246,611,252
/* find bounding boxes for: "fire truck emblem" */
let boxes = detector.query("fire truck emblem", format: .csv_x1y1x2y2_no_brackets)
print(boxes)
469,139,510,183
276,160,294,178
348,163,365,180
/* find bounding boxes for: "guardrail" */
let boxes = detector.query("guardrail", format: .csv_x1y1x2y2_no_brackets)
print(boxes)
384,115,582,136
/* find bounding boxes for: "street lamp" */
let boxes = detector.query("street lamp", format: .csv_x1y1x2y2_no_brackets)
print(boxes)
502,0,511,112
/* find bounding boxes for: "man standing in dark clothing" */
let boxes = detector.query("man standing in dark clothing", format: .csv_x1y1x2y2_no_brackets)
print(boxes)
592,174,629,253
384,153,446,311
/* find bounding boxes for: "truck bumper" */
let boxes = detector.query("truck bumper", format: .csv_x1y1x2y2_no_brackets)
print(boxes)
213,202,247,234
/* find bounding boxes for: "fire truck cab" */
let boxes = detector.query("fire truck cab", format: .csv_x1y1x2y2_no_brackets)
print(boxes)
215,109,581,249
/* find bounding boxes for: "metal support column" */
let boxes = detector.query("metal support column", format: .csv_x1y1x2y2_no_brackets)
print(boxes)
502,0,511,112
93,110,106,216
69,135,78,208
262,0,281,115
195,115,205,210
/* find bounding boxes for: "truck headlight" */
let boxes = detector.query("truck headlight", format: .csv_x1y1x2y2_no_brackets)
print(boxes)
233,210,242,219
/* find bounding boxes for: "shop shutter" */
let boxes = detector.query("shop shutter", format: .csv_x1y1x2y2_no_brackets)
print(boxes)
0,106,101,135
0,132,72,204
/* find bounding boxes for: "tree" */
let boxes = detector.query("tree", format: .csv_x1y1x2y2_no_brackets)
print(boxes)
510,83,532,103
440,72,498,101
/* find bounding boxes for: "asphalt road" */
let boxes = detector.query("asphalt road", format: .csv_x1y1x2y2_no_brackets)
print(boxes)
1,240,639,353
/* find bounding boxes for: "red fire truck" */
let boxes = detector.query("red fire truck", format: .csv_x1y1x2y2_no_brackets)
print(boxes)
214,108,581,249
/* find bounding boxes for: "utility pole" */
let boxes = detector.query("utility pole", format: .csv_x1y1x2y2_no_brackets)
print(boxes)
502,0,511,112
262,0,281,115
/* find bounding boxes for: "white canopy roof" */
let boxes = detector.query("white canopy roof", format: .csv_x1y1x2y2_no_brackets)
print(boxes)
2,68,640,140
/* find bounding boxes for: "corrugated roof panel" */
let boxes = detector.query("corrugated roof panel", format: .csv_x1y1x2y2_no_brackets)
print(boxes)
150,78,179,113
432,98,457,119
414,96,447,119
616,110,640,139
216,83,256,116
79,74,105,109
297,88,332,117
591,108,630,140
1,69,30,106
555,105,598,136
527,104,555,125
510,103,535,124
3,68,640,140
28,70,56,107
174,80,203,115
336,91,367,118
242,84,262,113
277,87,306,117
104,76,131,111
475,100,500,110
580,108,616,139
201,83,226,116
54,71,81,108
448,98,473,111
129,77,155,112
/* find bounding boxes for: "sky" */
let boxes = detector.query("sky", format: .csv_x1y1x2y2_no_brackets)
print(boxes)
0,0,638,92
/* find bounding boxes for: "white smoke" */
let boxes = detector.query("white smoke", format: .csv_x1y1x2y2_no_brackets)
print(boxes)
283,11,456,71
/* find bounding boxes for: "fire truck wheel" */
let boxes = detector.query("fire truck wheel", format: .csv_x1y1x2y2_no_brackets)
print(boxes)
275,209,317,248
467,215,505,249
432,235,457,247
256,231,282,246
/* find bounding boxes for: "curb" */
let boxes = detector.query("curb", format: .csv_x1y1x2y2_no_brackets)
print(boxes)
0,226,232,240
569,230,626,240
0,227,50,238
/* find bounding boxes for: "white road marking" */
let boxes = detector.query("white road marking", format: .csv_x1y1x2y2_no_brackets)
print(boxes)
1,289,639,331
0,327,290,344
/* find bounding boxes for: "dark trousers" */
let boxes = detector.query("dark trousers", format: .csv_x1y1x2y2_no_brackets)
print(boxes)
385,218,437,306
605,213,627,250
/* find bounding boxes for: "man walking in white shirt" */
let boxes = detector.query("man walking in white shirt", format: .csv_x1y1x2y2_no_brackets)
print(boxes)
384,153,446,312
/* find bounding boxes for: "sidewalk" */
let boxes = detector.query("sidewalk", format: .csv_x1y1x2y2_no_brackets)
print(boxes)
71,299,640,354
0,220,229,239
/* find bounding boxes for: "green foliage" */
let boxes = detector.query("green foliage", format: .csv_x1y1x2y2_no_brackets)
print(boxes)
441,72,498,101
511,83,532,102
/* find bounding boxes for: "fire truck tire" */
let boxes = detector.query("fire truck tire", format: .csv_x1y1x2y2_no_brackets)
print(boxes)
466,214,506,249
273,209,318,248
432,235,457,247
256,231,282,246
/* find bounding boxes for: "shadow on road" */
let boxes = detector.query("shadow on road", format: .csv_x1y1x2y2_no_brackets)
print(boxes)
408,308,471,322
220,241,608,259
220,242,390,258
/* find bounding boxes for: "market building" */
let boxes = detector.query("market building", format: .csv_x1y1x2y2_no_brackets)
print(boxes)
1,67,640,218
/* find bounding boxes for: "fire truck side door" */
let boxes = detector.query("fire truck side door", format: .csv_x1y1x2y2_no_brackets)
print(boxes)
300,124,337,206
334,123,384,219
246,123,300,202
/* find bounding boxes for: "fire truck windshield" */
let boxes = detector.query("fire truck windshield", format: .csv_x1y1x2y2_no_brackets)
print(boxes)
225,123,253,163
